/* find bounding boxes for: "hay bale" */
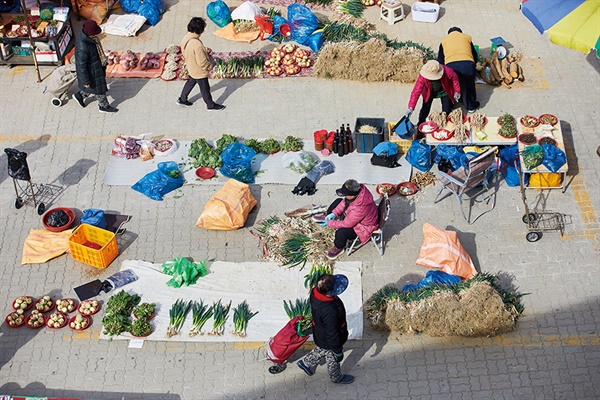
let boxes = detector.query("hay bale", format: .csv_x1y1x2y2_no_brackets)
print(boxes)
313,38,423,83
377,281,516,337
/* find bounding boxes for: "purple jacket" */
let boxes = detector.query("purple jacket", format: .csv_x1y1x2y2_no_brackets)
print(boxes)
328,184,379,244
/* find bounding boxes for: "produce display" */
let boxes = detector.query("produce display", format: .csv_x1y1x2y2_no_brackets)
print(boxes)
35,296,54,312
232,301,258,337
520,115,540,128
264,46,313,77
189,300,213,337
244,139,262,153
448,109,469,143
361,0,381,5
518,133,536,145
102,313,131,337
27,310,45,328
411,171,436,189
539,114,558,126
210,300,231,336
154,139,174,153
161,44,181,81
6,311,25,327
166,299,192,338
213,56,264,79
69,315,90,330
433,129,453,141
476,51,524,87
538,137,557,146
283,298,312,334
303,264,333,290
106,291,140,315
46,312,67,328
337,0,366,18
78,299,100,316
133,302,156,320
259,138,281,154
428,111,447,129
498,113,517,138
55,298,77,314
130,319,153,337
376,183,396,196
233,19,259,34
105,50,140,70
140,52,161,70
12,296,33,311
188,134,238,169
358,124,378,134
469,113,487,132
397,182,418,196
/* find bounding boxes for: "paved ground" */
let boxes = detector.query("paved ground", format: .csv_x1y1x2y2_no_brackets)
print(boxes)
1,0,599,399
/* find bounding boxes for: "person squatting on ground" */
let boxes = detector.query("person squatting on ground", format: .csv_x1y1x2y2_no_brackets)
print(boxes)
406,60,461,126
74,20,118,113
438,27,480,113
316,179,379,260
297,274,354,384
177,17,225,111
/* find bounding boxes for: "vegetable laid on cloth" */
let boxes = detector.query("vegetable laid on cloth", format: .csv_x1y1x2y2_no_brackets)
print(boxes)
102,313,131,337
106,290,141,315
189,300,214,337
232,300,258,337
210,299,232,336
133,302,156,320
282,136,303,152
166,299,192,338
130,319,153,337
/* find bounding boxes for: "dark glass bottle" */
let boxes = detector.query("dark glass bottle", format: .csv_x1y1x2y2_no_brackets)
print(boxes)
333,129,339,154
338,133,345,156
346,124,354,153
344,130,350,154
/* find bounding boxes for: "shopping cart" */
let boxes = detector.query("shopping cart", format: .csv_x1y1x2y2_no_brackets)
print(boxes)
4,148,62,215
43,64,77,107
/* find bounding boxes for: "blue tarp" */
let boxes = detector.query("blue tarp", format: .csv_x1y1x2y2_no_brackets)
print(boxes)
521,0,584,33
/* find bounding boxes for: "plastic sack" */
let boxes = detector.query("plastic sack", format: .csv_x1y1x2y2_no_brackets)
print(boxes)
4,148,31,181
498,144,520,186
131,161,184,201
207,0,232,28
287,4,318,44
282,150,318,174
268,15,287,41
81,208,107,229
196,179,258,230
392,116,415,140
137,0,165,26
120,0,141,13
406,140,432,172
162,257,207,288
47,210,69,227
220,142,256,184
305,30,324,52
373,142,398,156
371,142,400,168
402,270,461,291
541,144,566,173
434,144,464,171
305,160,335,183
521,144,545,170
230,1,261,20
416,223,477,280
105,269,139,290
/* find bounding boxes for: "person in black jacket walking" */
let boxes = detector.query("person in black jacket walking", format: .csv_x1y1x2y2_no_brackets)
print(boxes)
297,274,354,384
73,20,118,113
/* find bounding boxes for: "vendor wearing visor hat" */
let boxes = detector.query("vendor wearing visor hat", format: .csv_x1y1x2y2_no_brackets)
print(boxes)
315,179,378,260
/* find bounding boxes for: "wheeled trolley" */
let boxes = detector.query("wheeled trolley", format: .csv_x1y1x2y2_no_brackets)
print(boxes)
43,64,77,107
519,170,565,242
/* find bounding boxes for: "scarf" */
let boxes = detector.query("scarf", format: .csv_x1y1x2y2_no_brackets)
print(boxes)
93,36,108,67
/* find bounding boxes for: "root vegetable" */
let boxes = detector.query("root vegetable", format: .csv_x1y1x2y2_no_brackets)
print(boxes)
500,58,513,83
509,62,519,78
517,64,525,81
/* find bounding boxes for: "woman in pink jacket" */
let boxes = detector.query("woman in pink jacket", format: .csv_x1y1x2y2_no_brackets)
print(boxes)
405,60,461,126
317,179,379,260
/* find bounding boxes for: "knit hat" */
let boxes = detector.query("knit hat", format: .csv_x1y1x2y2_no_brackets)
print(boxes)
82,20,102,36
420,60,444,80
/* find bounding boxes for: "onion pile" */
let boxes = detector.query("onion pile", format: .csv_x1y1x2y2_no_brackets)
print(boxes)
293,48,312,68
47,312,66,328
56,299,77,313
27,310,45,328
264,46,312,76
13,296,32,310
79,300,99,316
140,52,160,70
6,311,25,326
119,50,139,71
70,315,89,330
36,295,53,312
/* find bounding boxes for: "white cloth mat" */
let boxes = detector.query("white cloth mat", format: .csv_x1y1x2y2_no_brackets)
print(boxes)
102,140,412,186
101,14,147,37
99,260,363,342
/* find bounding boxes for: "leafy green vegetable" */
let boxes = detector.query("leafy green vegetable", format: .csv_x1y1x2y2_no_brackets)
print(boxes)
216,134,238,152
244,139,262,153
132,303,156,320
102,313,131,337
282,136,303,152
166,169,181,178
260,138,281,154
130,319,153,337
106,291,141,316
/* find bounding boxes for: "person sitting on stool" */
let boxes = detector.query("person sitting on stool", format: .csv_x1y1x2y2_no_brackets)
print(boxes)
317,179,379,260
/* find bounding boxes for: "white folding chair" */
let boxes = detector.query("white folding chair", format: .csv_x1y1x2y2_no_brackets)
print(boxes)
346,193,391,256
434,146,498,224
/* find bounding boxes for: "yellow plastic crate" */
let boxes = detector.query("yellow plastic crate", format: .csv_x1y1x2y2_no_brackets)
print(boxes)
68,224,118,269
388,122,414,155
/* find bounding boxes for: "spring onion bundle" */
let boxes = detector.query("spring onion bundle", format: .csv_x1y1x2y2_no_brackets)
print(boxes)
232,301,259,337
210,300,232,335
283,298,312,333
337,0,365,18
189,300,213,337
281,234,312,268
166,299,192,338
304,264,333,290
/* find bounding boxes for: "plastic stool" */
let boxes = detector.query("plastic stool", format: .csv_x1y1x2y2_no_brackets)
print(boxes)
380,1,405,26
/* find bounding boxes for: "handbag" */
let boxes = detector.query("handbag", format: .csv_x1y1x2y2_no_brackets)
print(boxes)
392,116,415,140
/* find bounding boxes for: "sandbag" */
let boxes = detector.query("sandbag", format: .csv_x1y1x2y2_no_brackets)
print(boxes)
415,223,477,280
196,179,257,230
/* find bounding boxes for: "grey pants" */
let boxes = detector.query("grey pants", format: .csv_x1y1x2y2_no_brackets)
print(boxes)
79,91,109,108
302,346,342,382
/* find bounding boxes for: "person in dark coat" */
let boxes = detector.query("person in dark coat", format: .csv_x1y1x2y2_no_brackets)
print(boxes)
73,20,118,113
438,27,480,113
297,274,354,384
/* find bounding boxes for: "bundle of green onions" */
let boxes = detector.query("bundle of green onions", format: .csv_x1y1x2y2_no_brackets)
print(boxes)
304,264,333,290
283,298,312,333
210,300,232,335
337,0,365,18
281,234,312,268
166,299,192,338
189,300,214,337
232,301,259,337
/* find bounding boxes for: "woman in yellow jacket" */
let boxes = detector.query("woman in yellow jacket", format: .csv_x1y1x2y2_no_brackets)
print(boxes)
177,17,225,111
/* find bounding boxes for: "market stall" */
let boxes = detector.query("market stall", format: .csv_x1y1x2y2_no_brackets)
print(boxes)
425,115,518,146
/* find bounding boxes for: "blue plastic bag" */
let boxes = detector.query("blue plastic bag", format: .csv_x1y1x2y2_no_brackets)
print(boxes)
402,270,461,291
219,142,256,184
406,140,432,172
268,15,287,41
132,161,184,201
372,142,398,156
207,0,232,28
434,144,465,170
498,144,520,186
306,30,324,52
542,144,566,173
121,0,141,13
81,209,107,229
287,4,318,44
392,116,415,139
138,0,165,26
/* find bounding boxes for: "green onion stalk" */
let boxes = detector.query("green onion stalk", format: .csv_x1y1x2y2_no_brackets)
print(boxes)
232,301,259,337
304,264,333,290
166,299,192,338
283,298,312,333
189,300,214,337
210,299,232,336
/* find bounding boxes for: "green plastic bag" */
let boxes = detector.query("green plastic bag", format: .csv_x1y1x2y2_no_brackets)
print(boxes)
162,257,207,288
521,144,545,170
